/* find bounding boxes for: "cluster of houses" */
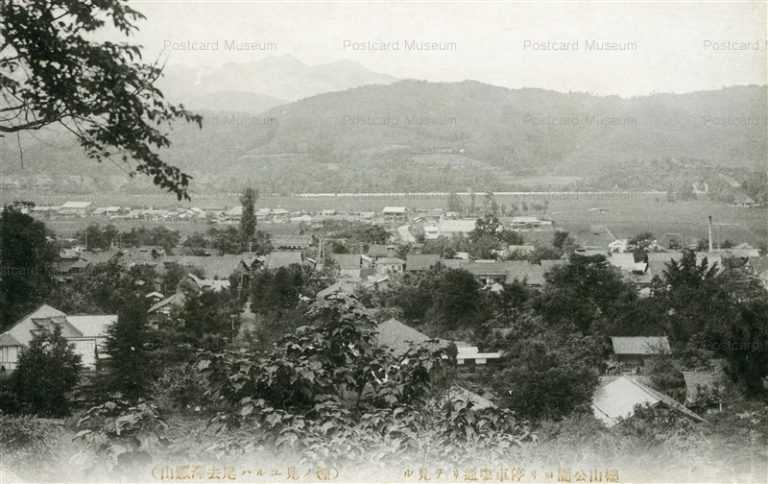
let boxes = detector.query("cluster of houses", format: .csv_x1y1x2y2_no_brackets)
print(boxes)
587,241,768,291
372,311,721,424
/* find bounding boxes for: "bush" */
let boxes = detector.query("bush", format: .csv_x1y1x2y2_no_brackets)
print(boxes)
151,363,212,414
74,399,168,474
0,415,63,476
13,325,82,416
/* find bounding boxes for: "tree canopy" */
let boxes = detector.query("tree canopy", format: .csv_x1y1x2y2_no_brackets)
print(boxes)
0,0,201,199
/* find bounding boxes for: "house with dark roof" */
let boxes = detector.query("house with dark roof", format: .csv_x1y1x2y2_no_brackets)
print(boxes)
0,305,116,371
464,262,510,286
367,244,395,259
271,235,313,251
406,254,441,272
610,336,671,367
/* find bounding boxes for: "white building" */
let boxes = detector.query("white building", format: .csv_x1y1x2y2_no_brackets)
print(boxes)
0,305,115,371
58,201,93,217
437,219,477,237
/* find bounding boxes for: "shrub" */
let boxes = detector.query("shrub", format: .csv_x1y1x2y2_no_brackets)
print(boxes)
13,325,82,416
74,399,168,473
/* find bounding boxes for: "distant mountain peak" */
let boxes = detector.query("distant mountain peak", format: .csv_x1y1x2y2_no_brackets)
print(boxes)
159,55,397,104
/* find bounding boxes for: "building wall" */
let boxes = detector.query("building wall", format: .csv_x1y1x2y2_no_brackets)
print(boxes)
71,339,98,368
0,346,20,371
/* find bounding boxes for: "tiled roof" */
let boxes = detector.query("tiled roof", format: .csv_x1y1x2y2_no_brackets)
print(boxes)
377,257,404,265
611,336,670,355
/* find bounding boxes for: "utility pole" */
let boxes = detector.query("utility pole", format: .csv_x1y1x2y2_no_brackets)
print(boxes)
16,132,24,170
707,216,714,253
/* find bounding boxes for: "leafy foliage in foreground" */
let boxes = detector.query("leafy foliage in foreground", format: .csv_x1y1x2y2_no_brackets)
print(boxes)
73,399,168,473
182,294,531,465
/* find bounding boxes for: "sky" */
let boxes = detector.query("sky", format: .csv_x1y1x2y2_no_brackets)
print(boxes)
121,1,766,97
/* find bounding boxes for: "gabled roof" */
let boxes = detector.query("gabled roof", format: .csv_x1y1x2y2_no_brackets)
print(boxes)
611,336,670,355
67,315,117,338
376,318,447,355
0,304,117,347
592,376,704,427
31,316,84,339
2,304,68,347
186,273,231,293
406,254,441,271
148,292,186,314
377,257,404,265
0,333,21,347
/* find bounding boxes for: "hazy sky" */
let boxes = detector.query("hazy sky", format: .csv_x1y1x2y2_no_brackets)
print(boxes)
125,1,767,97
